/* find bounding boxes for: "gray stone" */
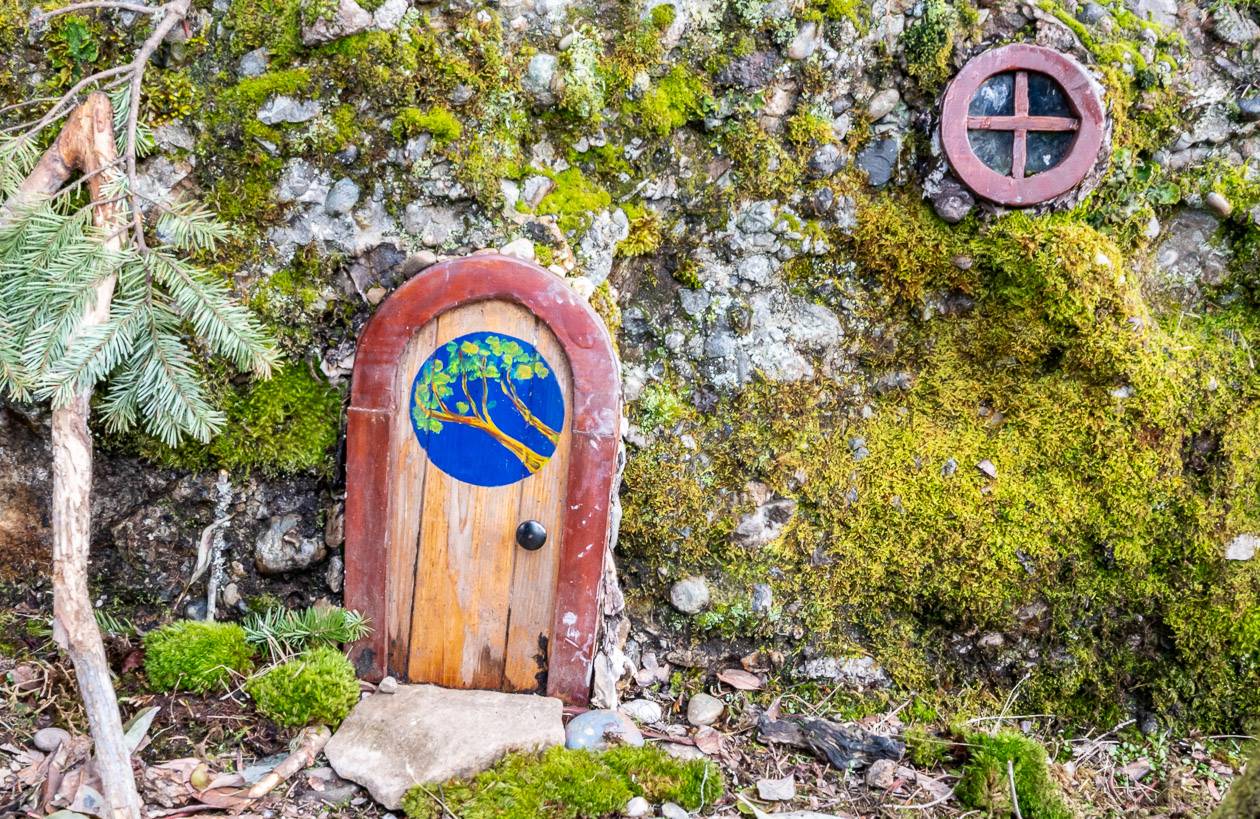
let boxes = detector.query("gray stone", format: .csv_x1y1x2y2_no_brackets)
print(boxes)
577,208,630,285
377,676,398,694
1212,1,1259,45
1240,96,1260,122
302,0,373,46
254,513,326,575
1226,533,1258,561
716,51,781,89
564,709,644,750
796,655,890,688
686,693,723,726
524,54,558,103
751,583,773,613
732,498,797,549
520,175,555,208
1076,1,1107,23
33,727,71,753
277,159,332,204
1129,0,1177,28
807,143,845,178
942,457,958,477
403,202,462,247
257,95,322,125
756,775,796,801
624,796,652,817
660,742,707,760
237,47,269,78
661,803,689,819
866,757,897,789
325,178,361,215
326,685,564,810
866,88,900,121
619,698,664,724
805,186,836,217
856,137,900,187
371,0,409,30
930,177,975,224
1152,209,1229,304
787,20,821,60
669,576,710,614
325,552,344,593
977,459,998,479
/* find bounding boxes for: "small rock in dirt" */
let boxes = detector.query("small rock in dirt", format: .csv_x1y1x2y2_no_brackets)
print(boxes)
325,178,361,215
659,742,707,760
856,137,900,187
751,583,773,613
33,727,71,753
787,20,821,59
976,459,998,479
302,0,373,46
565,709,644,750
661,803,690,819
807,143,845,178
499,238,535,261
257,95,322,125
619,698,663,724
866,757,897,789
255,513,326,575
377,676,398,694
624,796,652,817
930,177,975,224
686,693,723,726
669,576,710,614
757,775,797,801
1226,533,1259,561
326,684,563,810
732,498,797,549
1240,96,1260,122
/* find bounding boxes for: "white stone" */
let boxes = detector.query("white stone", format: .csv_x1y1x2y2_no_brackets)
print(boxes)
499,238,536,261
326,685,564,810
669,576,709,614
372,0,409,30
867,88,900,121
625,795,652,817
1226,533,1258,561
686,693,723,726
756,775,796,801
257,95,322,125
619,698,664,724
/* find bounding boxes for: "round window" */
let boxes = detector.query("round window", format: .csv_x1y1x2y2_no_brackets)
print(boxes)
941,44,1106,207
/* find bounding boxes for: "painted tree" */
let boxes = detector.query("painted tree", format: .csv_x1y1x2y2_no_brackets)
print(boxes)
0,2,275,816
412,335,560,472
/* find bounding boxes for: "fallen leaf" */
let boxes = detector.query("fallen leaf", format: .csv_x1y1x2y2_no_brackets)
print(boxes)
693,726,722,755
718,669,764,690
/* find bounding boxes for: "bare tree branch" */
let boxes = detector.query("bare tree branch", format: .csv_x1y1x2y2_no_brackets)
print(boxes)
33,1,161,22
2,64,132,138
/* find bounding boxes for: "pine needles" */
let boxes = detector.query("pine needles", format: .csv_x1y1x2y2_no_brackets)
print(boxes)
0,94,278,446
242,605,371,663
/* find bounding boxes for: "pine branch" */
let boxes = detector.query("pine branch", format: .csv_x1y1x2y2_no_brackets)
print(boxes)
144,250,277,377
153,201,231,252
41,295,147,407
133,306,225,445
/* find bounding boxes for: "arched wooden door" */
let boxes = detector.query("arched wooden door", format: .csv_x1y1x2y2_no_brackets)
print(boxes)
344,255,620,706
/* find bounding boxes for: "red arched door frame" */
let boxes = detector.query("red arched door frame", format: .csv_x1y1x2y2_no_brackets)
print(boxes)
343,254,621,705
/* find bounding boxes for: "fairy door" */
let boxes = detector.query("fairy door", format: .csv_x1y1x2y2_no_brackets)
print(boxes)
344,255,621,706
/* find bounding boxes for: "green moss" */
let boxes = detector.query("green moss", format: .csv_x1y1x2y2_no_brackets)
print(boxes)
400,745,724,819
650,3,677,29
558,29,605,121
956,731,1072,818
245,647,360,727
616,202,663,257
900,0,959,91
627,65,710,137
392,106,463,144
719,117,803,200
137,366,341,477
536,167,612,235
223,0,304,60
847,190,969,302
785,110,837,148
1215,745,1260,819
636,381,690,431
144,621,255,694
906,724,949,767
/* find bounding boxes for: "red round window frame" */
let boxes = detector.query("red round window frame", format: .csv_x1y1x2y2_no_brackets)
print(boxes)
941,44,1106,207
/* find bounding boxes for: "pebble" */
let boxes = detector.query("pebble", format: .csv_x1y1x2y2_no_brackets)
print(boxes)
661,802,690,819
624,796,652,817
377,676,399,694
1205,191,1233,218
669,576,710,614
686,693,723,726
866,88,900,121
499,238,536,261
786,20,821,60
619,698,664,724
976,459,998,479
866,757,897,789
756,775,796,801
33,727,71,753
565,709,644,751
1226,533,1258,561
1240,96,1260,122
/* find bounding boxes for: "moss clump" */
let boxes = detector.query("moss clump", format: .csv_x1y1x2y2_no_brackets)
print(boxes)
223,0,304,60
536,167,612,235
245,647,360,727
1214,745,1260,818
719,117,803,199
144,621,255,694
616,202,663,257
900,0,959,91
138,366,341,477
392,106,463,145
629,65,710,137
956,731,1072,818
848,191,969,302
400,745,724,819
558,29,605,121
786,110,837,148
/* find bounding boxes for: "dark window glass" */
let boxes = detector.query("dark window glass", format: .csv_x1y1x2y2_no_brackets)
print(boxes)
1026,131,1075,174
968,73,1014,117
967,129,1013,175
1027,72,1073,117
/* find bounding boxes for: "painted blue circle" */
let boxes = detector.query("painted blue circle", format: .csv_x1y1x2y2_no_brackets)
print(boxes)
410,331,565,487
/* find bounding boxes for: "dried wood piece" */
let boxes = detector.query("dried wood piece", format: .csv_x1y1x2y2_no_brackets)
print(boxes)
246,725,332,800
757,713,904,770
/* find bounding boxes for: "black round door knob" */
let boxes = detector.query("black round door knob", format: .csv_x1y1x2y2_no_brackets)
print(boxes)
516,520,547,551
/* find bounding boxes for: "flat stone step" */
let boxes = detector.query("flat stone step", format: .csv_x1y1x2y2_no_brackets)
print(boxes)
325,683,565,809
